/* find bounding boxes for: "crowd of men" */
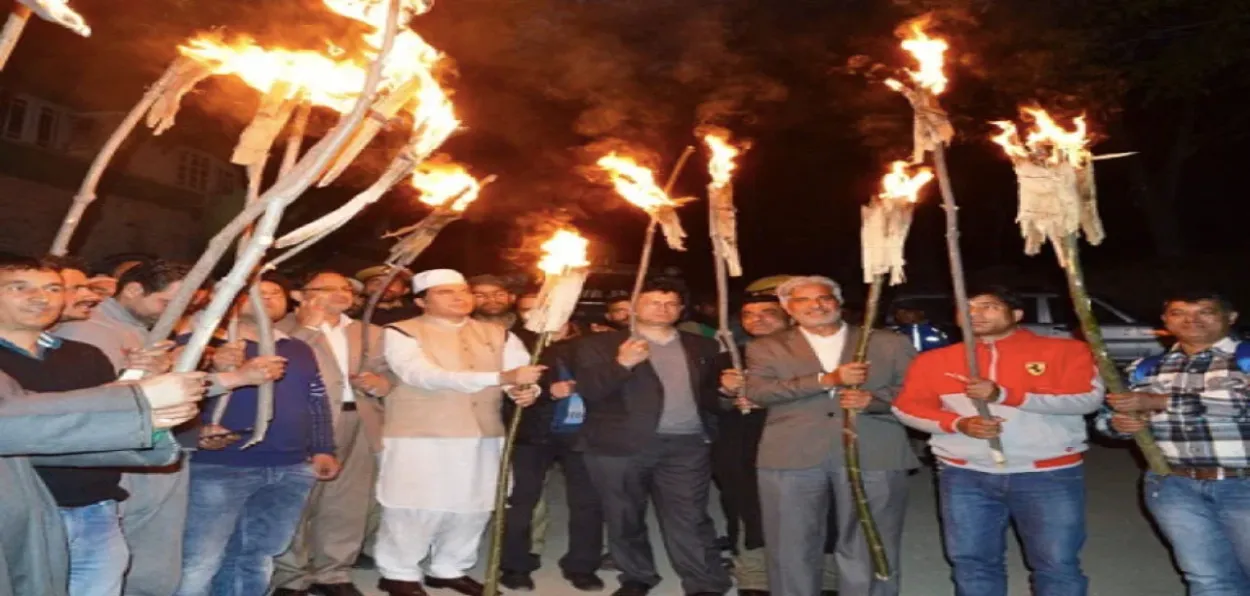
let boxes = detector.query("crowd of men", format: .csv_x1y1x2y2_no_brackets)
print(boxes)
1,249,1248,596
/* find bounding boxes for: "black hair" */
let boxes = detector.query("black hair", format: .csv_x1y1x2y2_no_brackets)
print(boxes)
118,260,191,295
259,271,294,296
468,274,513,292
1163,290,1236,313
605,293,631,307
41,254,90,274
967,284,1025,311
0,252,51,274
90,253,156,278
639,276,688,305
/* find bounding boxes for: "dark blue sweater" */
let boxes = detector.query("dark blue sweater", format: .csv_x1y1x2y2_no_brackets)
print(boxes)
190,336,335,467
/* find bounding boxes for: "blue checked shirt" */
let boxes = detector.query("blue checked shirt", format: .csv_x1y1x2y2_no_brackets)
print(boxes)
1096,337,1250,468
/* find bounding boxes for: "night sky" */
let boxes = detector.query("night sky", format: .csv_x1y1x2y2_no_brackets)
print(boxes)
3,0,1247,314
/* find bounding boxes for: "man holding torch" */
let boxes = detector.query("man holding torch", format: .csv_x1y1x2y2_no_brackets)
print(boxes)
1097,291,1250,594
375,269,544,596
745,276,916,596
574,277,733,596
717,290,843,596
893,285,1102,596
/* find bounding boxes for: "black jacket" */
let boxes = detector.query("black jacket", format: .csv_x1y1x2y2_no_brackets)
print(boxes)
501,339,580,446
572,329,723,456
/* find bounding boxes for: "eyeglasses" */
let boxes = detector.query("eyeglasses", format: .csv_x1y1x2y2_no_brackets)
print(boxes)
303,286,354,294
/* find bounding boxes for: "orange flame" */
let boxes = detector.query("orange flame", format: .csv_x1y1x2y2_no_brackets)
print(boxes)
179,0,448,115
537,230,591,275
411,162,480,212
702,132,741,188
887,21,949,95
880,160,934,203
991,108,1090,166
178,36,369,111
596,153,679,212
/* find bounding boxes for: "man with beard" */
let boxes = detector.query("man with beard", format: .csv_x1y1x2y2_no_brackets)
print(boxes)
355,266,419,326
273,270,394,596
57,260,285,596
472,275,538,351
717,292,841,596
42,255,102,323
590,296,632,334
746,276,916,596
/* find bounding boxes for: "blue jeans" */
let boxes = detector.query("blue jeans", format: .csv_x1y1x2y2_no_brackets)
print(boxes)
938,465,1087,596
59,500,128,596
176,462,317,596
1145,472,1250,595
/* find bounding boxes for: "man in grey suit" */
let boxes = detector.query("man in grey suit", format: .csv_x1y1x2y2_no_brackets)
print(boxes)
745,276,917,596
0,369,207,596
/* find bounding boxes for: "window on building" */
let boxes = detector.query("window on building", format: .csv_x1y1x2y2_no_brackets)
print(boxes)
3,98,27,140
177,150,211,192
35,107,58,148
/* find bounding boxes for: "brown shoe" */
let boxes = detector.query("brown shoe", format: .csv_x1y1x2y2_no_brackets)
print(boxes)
377,578,429,596
424,575,484,596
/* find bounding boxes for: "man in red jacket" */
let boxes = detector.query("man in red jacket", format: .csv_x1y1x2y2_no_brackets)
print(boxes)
893,286,1103,596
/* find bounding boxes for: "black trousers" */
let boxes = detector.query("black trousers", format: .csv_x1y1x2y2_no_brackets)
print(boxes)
585,434,733,594
501,434,603,575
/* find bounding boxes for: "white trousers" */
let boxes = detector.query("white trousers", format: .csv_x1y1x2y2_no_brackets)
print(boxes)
376,508,491,582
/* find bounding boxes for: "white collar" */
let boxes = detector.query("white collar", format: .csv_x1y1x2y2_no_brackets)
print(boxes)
319,314,352,332
799,324,846,343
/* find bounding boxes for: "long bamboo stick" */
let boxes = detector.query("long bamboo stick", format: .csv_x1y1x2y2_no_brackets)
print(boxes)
932,144,1006,466
0,5,32,71
1057,233,1170,474
483,332,552,596
157,0,401,375
711,211,747,413
627,145,696,335
50,58,191,256
844,274,891,581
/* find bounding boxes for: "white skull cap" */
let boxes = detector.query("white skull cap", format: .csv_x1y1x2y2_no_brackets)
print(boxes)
412,269,467,294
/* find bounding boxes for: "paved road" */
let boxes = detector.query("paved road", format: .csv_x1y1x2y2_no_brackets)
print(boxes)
352,444,1184,595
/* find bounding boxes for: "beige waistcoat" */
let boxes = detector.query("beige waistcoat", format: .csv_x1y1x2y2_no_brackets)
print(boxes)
383,316,507,439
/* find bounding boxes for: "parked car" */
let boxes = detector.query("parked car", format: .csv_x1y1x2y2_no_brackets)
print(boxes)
886,291,1169,364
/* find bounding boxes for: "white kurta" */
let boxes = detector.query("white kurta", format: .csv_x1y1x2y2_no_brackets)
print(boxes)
377,324,531,512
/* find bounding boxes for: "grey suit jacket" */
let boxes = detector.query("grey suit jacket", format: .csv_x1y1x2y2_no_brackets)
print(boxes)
276,315,393,452
0,372,163,596
745,325,918,471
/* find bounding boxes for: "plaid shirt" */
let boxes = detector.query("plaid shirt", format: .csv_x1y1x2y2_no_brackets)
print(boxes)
1096,337,1250,468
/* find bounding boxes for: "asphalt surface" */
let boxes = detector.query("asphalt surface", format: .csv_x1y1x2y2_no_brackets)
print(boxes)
352,444,1185,595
